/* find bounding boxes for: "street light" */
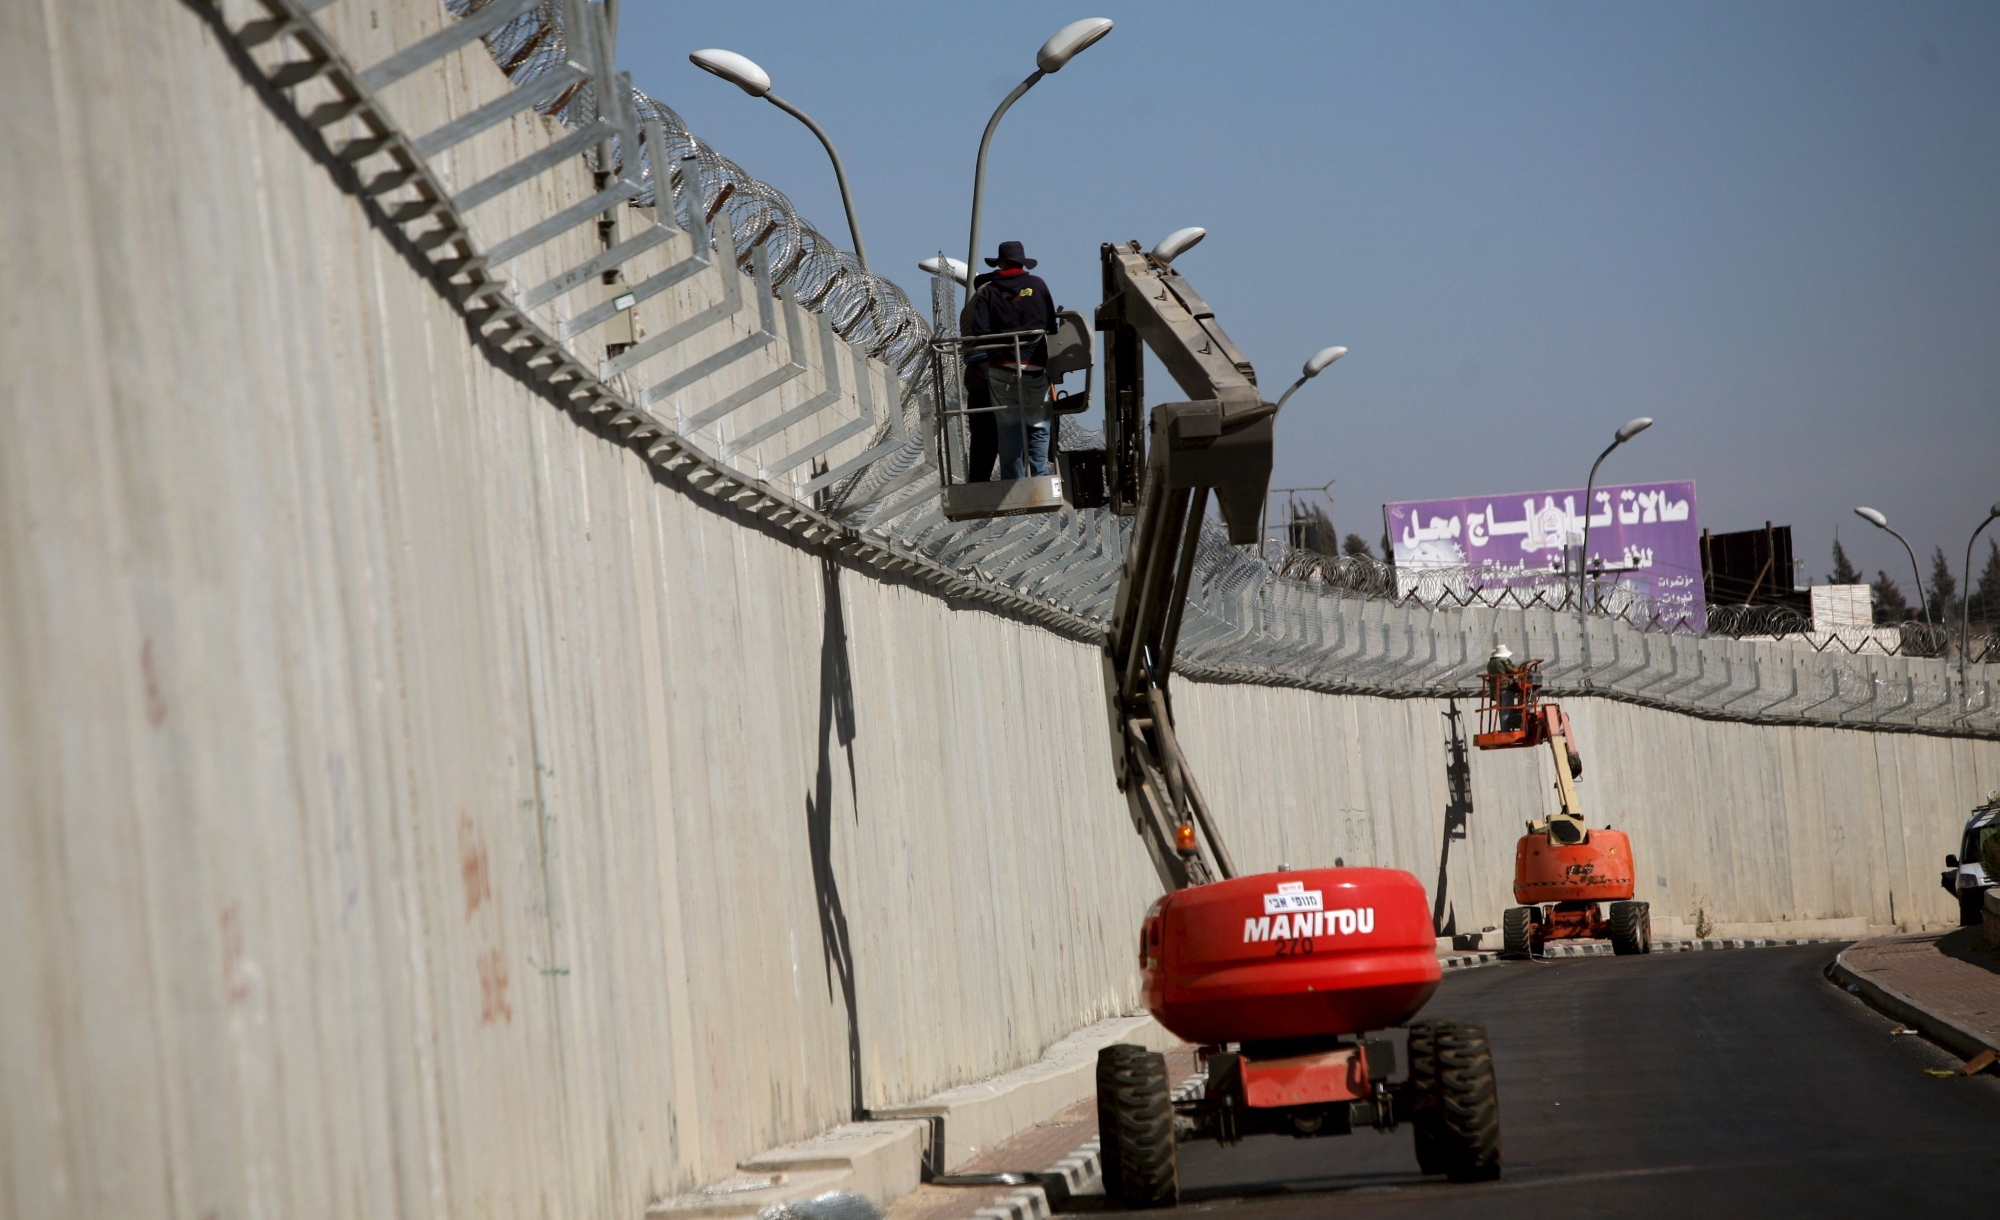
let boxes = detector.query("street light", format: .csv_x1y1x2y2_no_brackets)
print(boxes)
1854,506,1932,629
965,18,1113,305
1151,226,1206,264
1577,416,1652,615
1261,346,1348,547
1275,346,1348,412
689,48,872,272
1959,502,2000,691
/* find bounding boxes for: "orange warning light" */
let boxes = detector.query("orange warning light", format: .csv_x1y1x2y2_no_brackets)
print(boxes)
1175,823,1198,854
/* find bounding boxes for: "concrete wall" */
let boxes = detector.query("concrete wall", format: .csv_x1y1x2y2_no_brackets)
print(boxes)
4,4,1998,1220
1,5,1151,1216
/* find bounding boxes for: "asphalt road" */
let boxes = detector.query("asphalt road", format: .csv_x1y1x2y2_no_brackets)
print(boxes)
1061,946,2000,1219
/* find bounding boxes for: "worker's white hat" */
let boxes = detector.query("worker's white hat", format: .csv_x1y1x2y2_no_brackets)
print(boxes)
1492,644,1512,659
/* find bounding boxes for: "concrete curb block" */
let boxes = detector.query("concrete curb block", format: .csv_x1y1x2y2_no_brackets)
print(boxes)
1440,937,1842,972
872,1015,1176,1173
969,1185,1053,1220
960,1139,1104,1220
1028,1137,1102,1212
1829,947,2000,1064
647,1016,1171,1217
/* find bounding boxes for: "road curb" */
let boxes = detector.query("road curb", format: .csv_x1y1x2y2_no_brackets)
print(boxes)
1828,947,2000,1064
966,1138,1101,1220
1441,937,1841,971
969,1183,1054,1220
972,1075,1204,1220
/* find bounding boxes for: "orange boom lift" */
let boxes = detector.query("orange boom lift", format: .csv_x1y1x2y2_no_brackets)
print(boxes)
1473,661,1651,957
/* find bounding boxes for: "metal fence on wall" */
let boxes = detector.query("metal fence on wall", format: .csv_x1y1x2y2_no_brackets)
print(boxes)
223,0,2000,739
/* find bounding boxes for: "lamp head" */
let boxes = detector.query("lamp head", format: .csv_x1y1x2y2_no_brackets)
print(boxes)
1150,226,1206,265
1303,346,1349,378
1989,501,2000,519
1855,506,1889,530
918,255,969,286
1036,17,1114,72
1615,416,1654,444
689,49,771,97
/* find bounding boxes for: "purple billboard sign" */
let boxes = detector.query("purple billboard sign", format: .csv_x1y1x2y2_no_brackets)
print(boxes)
1383,481,1704,628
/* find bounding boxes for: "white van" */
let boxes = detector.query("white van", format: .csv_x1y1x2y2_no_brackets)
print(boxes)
1939,797,2000,926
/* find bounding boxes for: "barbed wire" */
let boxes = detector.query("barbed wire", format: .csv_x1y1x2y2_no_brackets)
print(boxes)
450,0,935,391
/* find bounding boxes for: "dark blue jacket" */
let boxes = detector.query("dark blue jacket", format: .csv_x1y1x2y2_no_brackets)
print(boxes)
966,268,1057,368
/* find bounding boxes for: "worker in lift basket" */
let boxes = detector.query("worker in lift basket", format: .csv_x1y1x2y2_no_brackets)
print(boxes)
964,240,1058,478
1488,644,1523,731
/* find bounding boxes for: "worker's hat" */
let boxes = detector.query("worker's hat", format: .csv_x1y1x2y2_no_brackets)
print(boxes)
1491,644,1512,659
986,240,1038,269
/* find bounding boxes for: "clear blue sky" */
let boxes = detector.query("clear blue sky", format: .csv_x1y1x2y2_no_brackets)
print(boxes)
619,1,1999,600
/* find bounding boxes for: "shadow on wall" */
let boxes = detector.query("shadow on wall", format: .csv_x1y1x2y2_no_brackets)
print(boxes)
807,554,866,1119
1432,701,1474,939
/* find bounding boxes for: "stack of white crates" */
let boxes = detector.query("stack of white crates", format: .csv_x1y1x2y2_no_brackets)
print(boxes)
1807,584,1902,653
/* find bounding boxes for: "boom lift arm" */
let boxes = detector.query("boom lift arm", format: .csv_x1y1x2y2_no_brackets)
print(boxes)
1474,665,1587,842
1096,240,1276,891
1535,705,1585,840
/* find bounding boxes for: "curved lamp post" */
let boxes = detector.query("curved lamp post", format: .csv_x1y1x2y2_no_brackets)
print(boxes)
1855,506,1931,629
965,18,1113,298
1577,416,1652,616
1275,345,1348,412
1959,501,2000,690
690,48,871,272
1262,345,1349,547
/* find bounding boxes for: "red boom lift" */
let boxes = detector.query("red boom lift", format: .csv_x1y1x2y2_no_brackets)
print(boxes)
1076,239,1502,1209
1473,661,1651,957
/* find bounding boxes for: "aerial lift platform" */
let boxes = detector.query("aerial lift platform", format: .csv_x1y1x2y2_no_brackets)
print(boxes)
1083,237,1503,1208
1474,662,1651,957
927,287,1095,521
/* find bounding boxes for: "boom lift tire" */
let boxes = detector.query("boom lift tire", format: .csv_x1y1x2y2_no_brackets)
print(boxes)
1961,891,1984,928
1433,1022,1503,1182
1609,900,1651,955
1096,1044,1179,1209
1405,1020,1444,1176
1096,1049,1125,1201
1501,906,1535,957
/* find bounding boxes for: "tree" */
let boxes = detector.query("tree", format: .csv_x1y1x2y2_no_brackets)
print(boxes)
1285,502,1337,554
1827,538,1862,585
1343,533,1374,560
1973,539,2000,628
1380,529,1396,572
1871,571,1910,625
1929,546,1957,627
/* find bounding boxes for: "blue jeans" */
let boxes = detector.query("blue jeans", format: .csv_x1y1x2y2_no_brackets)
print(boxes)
990,367,1050,478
